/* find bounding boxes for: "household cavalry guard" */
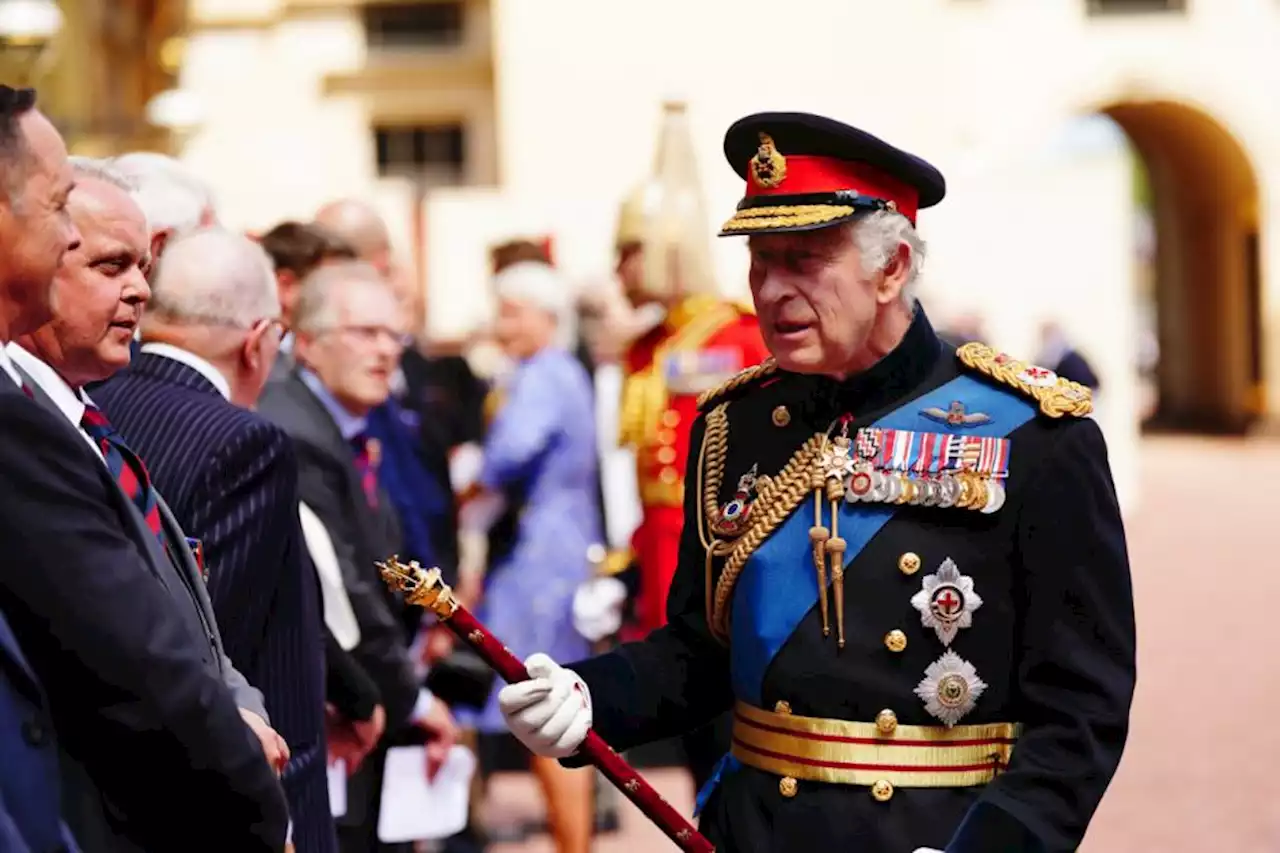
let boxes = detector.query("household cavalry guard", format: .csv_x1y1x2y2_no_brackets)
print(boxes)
610,101,771,640
498,111,1136,853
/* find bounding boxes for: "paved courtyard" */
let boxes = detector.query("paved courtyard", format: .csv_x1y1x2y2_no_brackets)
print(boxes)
479,436,1280,852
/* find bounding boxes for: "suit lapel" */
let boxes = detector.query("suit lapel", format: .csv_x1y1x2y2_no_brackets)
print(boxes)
153,493,225,661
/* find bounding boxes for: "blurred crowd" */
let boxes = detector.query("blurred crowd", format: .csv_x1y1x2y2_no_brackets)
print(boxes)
0,84,728,853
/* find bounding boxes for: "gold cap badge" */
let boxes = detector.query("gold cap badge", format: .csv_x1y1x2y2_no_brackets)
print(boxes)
750,133,787,189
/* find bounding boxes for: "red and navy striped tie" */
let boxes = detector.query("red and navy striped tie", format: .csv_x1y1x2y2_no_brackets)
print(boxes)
350,433,379,508
80,403,165,542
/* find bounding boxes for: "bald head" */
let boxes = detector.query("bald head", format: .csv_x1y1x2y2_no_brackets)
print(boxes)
314,198,392,276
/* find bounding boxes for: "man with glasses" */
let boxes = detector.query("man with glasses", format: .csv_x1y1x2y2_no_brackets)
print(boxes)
91,225,332,853
258,260,457,853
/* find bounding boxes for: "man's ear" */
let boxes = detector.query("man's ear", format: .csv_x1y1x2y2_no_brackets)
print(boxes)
150,229,174,269
875,243,912,306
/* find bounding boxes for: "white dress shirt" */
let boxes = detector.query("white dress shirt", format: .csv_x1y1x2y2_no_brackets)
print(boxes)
0,344,23,387
140,342,232,401
6,343,104,462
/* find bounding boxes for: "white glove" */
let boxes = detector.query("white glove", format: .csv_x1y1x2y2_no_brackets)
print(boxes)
498,653,592,758
572,576,628,642
913,848,945,852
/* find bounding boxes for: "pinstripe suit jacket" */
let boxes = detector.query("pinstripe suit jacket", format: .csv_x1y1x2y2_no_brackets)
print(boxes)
93,351,334,853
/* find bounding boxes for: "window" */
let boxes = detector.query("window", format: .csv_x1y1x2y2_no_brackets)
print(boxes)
373,123,467,183
1086,0,1186,14
364,2,465,49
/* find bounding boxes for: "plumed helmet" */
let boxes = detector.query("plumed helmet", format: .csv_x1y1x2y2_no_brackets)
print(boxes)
614,101,718,299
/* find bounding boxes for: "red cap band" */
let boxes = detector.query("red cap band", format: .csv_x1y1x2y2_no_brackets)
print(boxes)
744,155,920,223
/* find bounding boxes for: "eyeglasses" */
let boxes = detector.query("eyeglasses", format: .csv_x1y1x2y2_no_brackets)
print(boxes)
329,324,412,350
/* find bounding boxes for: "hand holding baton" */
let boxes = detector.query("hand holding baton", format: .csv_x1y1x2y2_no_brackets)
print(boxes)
377,556,714,853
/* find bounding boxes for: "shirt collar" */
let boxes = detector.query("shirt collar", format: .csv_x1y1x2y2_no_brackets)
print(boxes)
297,367,368,441
140,342,232,401
6,343,91,427
0,346,22,388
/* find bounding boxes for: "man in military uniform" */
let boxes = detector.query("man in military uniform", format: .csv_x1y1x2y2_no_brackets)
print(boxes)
498,112,1136,852
610,101,771,641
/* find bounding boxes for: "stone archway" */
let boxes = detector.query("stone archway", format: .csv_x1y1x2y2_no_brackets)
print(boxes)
1101,100,1263,433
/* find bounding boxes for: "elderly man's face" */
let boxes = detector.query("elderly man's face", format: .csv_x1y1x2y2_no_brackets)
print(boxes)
32,177,150,386
747,225,906,376
0,110,81,336
297,281,404,415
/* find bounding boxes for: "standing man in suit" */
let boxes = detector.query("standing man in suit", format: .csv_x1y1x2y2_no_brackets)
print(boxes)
92,226,334,852
259,260,457,853
4,143,291,850
0,86,288,851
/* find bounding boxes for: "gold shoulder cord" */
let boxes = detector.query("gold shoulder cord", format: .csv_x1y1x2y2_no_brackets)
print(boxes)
955,342,1093,418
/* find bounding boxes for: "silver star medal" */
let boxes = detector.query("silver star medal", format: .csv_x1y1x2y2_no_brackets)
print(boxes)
910,557,982,646
914,650,987,727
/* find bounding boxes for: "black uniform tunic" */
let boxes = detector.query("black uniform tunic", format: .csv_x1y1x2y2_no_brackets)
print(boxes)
569,309,1135,852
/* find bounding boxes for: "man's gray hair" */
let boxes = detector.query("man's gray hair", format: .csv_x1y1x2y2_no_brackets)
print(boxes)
145,227,279,328
108,151,215,236
68,156,137,194
293,259,392,335
850,211,927,305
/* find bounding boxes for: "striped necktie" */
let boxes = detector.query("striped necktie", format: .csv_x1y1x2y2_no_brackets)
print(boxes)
80,403,166,542
350,433,380,509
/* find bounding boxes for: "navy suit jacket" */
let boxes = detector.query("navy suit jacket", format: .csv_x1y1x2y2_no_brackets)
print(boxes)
0,373,288,851
0,608,79,853
94,351,333,853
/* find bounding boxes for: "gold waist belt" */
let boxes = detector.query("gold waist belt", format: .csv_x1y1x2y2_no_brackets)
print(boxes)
731,701,1020,788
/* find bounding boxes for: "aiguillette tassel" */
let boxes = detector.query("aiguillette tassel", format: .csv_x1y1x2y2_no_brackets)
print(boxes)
825,485,848,650
809,465,830,638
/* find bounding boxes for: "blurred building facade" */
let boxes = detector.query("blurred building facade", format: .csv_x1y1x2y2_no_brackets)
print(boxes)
15,0,1280,508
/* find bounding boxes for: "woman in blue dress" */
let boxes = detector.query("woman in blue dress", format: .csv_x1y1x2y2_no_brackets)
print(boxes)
458,259,601,853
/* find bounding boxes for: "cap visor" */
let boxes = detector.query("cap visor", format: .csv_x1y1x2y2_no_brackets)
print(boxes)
718,203,857,236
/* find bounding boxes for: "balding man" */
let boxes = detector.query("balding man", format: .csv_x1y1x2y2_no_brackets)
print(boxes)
0,113,288,851
92,227,334,853
314,198,393,278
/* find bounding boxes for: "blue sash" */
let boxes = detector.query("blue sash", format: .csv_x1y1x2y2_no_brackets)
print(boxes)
729,373,1037,705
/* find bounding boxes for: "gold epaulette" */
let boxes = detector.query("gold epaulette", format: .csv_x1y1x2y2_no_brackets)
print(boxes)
696,357,779,411
956,342,1093,419
733,299,757,317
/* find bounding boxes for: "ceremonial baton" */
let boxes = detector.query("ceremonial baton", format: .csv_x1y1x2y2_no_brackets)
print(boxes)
377,556,714,853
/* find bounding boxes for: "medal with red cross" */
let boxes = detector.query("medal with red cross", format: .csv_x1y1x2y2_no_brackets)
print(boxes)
909,557,982,646
711,463,759,537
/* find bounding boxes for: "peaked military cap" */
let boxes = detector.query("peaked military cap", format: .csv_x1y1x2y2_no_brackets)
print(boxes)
719,111,946,236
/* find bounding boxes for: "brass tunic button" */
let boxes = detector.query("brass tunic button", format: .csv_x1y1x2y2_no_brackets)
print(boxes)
661,410,681,428
884,629,907,653
660,467,678,485
898,552,921,575
771,405,791,427
875,708,898,735
773,700,792,715
779,776,798,798
656,446,677,465
871,779,894,802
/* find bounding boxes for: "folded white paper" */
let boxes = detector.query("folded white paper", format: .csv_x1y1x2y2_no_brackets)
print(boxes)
377,746,476,843
328,759,347,818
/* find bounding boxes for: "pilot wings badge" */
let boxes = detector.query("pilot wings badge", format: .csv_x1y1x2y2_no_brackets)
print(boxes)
921,401,992,429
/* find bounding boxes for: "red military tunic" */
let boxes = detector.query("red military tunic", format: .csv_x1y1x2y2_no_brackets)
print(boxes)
617,295,771,637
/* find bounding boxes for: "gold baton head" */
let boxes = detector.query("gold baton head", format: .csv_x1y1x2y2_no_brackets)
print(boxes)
376,555,459,619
